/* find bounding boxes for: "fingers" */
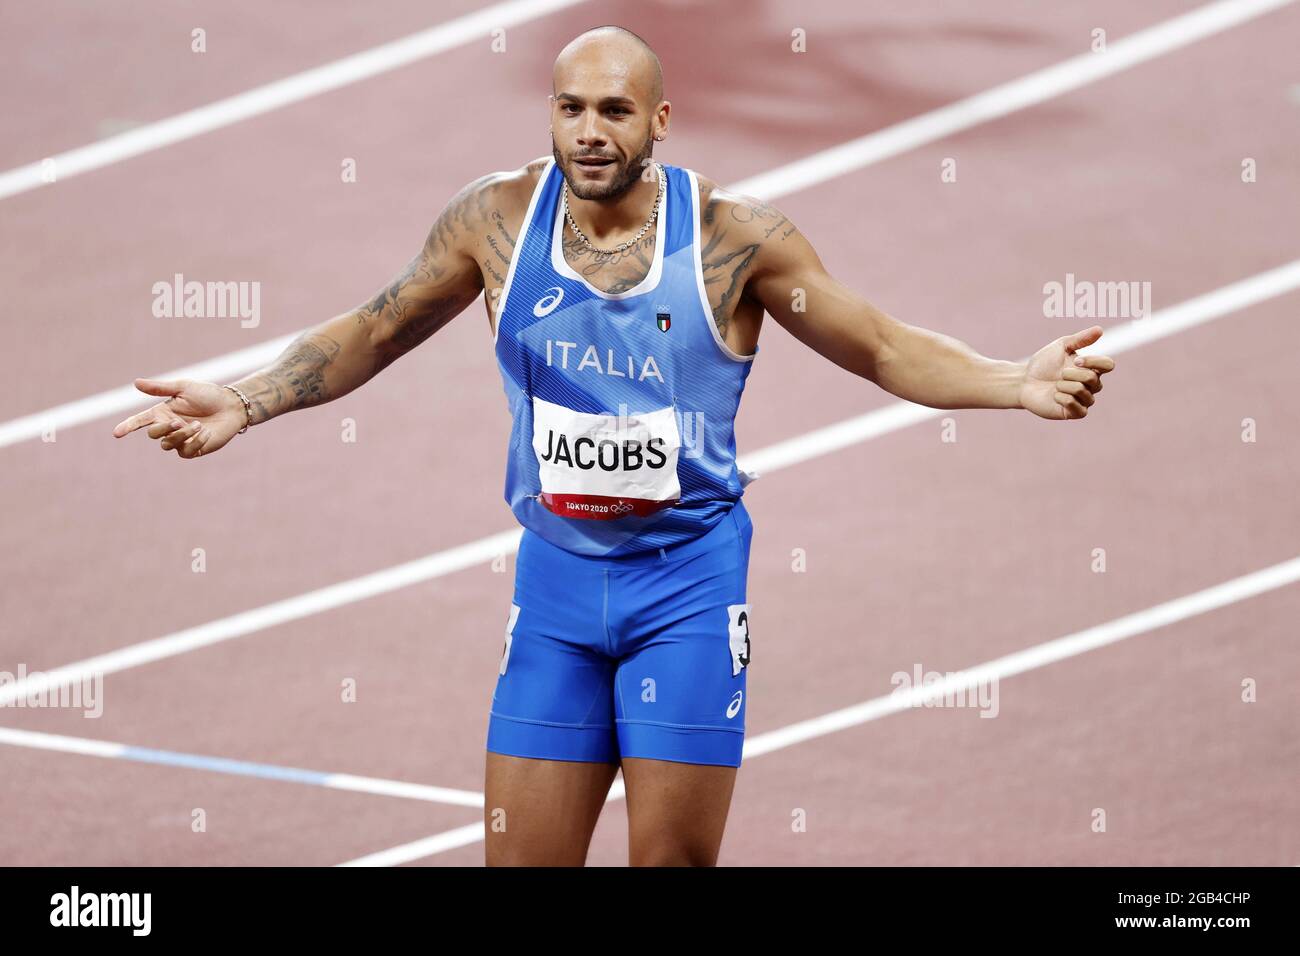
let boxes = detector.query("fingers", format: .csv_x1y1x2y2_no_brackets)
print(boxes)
1055,380,1094,417
1072,354,1115,374
114,395,212,456
1054,392,1088,418
156,419,212,458
1056,380,1095,408
177,424,211,459
113,413,149,438
134,377,186,398
1060,366,1103,393
1062,325,1103,353
160,419,201,451
114,405,169,438
114,390,187,438
148,417,185,440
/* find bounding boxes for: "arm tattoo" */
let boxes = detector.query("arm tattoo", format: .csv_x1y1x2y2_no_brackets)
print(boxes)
238,178,492,423
727,195,792,239
360,178,488,367
700,189,794,340
239,331,342,424
483,210,515,285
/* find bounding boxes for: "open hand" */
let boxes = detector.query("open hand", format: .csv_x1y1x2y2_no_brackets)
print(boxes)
112,378,248,458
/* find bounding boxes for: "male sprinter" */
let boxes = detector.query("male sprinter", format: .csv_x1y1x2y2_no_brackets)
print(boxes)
113,25,1115,866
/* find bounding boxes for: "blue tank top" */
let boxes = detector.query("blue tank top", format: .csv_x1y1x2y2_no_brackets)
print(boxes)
493,157,759,558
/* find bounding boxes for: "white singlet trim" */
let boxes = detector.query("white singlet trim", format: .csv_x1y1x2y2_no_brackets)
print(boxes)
687,167,756,363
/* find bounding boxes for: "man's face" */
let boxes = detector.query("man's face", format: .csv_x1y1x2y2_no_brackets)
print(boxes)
550,84,656,202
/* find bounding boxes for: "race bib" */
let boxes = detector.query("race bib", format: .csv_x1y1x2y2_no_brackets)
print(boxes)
532,396,681,520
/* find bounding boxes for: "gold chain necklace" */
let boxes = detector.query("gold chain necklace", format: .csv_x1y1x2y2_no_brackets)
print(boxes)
562,162,665,256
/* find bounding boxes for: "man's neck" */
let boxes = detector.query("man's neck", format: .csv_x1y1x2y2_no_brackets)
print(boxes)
567,164,661,245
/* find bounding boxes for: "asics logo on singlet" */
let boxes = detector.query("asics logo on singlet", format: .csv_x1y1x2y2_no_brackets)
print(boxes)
726,691,743,719
533,286,565,317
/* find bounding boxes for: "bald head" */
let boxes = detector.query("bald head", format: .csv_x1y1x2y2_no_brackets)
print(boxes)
550,26,667,202
553,25,663,107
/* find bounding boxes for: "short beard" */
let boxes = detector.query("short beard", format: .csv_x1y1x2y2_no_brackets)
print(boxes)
555,130,655,202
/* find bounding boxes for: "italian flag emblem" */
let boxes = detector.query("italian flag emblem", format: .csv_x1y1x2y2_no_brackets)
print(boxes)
656,312,671,332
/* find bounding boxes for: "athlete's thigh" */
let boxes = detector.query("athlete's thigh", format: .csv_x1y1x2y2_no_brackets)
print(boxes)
484,752,619,866
484,529,622,865
614,508,754,866
613,508,753,768
615,610,746,867
487,530,620,763
621,756,737,866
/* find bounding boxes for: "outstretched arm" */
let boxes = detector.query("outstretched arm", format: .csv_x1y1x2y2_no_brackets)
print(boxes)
232,178,487,426
737,194,1114,418
113,174,490,456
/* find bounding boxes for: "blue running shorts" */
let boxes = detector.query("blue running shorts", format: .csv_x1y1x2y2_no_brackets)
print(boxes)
487,499,755,768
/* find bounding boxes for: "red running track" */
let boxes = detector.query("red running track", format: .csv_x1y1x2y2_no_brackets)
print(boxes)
1,0,1296,865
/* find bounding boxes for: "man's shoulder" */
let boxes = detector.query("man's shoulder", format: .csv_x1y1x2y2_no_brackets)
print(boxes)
432,157,549,257
464,155,550,212
690,171,794,256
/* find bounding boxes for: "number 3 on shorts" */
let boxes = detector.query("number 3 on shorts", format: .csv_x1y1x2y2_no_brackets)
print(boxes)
499,603,521,676
727,603,751,676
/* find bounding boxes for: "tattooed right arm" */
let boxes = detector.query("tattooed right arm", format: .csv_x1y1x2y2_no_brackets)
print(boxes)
229,175,490,425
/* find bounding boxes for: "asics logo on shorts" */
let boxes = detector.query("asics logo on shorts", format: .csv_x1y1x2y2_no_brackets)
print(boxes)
533,286,564,317
726,690,743,719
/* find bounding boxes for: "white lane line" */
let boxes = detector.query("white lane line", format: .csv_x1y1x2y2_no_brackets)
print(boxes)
0,529,522,707
338,822,488,866
0,0,590,201
739,259,1300,476
337,554,1300,865
3,260,1296,709
0,332,298,449
744,556,1300,757
325,773,481,807
0,726,123,759
3,0,1292,449
735,0,1296,200
0,727,484,807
